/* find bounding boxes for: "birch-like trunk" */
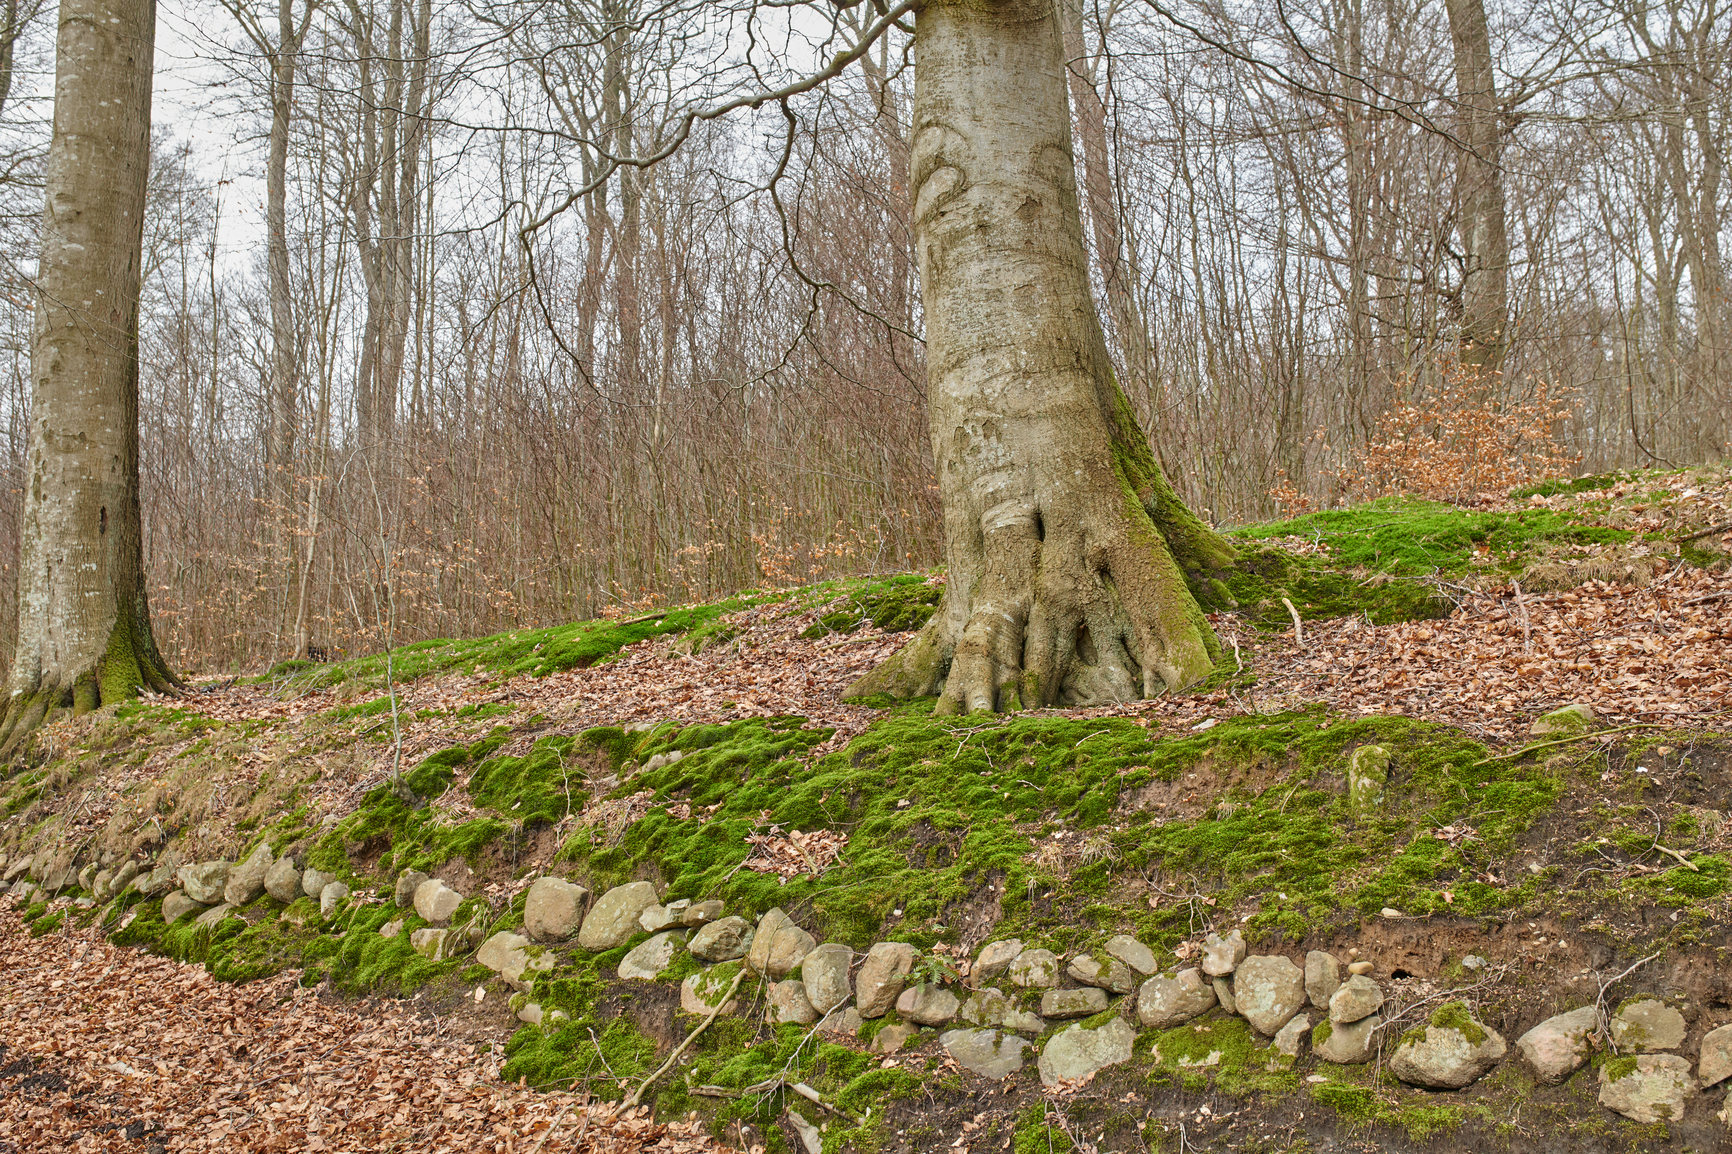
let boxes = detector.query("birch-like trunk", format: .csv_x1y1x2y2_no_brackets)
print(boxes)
2,0,175,753
853,0,1231,713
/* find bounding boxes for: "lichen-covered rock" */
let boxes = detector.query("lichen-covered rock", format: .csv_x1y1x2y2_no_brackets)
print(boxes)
856,942,919,1018
525,877,589,942
380,918,404,939
896,982,960,1026
801,943,853,1014
178,861,231,905
263,856,302,903
1305,950,1341,1009
1347,745,1390,810
1390,1005,1506,1088
769,980,819,1026
1007,948,1060,989
131,859,179,897
194,903,237,929
871,1022,917,1055
1517,1006,1600,1084
162,891,202,924
394,869,429,908
682,899,724,927
1532,702,1596,736
1329,975,1384,1024
1233,955,1307,1036
681,966,742,1016
1067,954,1136,994
638,900,688,933
411,928,452,960
1201,930,1246,978
300,867,334,900
1314,1015,1379,1064
689,916,754,963
1037,1018,1136,1087
1598,1054,1696,1122
1137,969,1217,1029
1104,935,1157,976
478,932,555,990
747,907,815,979
973,939,1023,983
1274,1014,1310,1057
319,881,350,917
1040,987,1109,1020
578,881,658,951
618,930,685,981
414,879,463,926
224,843,274,906
961,988,1046,1035
818,1006,863,1037
941,1028,1030,1079
1698,1022,1732,1089
1611,998,1687,1053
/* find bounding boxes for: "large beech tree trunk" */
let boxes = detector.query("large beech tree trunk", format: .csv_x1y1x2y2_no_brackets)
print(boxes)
852,0,1232,714
1445,0,1508,375
1,0,175,754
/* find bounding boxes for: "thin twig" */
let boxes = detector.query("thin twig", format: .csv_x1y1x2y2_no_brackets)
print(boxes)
1281,597,1304,645
621,967,746,1110
1677,520,1732,542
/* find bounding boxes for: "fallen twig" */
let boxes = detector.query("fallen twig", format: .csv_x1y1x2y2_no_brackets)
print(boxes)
1281,597,1304,645
1677,520,1732,542
622,966,746,1110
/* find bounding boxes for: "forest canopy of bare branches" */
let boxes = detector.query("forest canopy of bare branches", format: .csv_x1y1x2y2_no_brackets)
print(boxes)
0,0,1723,675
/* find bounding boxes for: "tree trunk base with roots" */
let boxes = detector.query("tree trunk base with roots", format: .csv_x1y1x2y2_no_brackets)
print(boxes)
849,0,1234,714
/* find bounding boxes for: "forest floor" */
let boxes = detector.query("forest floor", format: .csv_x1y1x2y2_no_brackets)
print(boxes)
3,464,1732,1153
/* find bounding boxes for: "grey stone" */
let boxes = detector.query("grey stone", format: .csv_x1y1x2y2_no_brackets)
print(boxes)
103,862,141,902
1517,1006,1600,1084
802,943,853,1014
224,843,274,906
940,1028,1030,1079
787,1109,822,1154
974,939,1023,983
394,869,429,908
1137,969,1217,1029
79,864,97,892
525,877,589,942
72,897,95,911
769,980,819,1026
1612,999,1687,1053
1067,955,1137,994
1305,950,1341,1009
1329,975,1384,1024
379,918,404,939
1233,955,1307,1036
1201,930,1246,977
301,867,334,900
1347,745,1390,810
264,857,302,903
1007,948,1060,989
515,1001,545,1026
1037,1017,1136,1087
131,860,178,897
319,881,350,916
178,861,231,905
1532,702,1596,737
681,967,742,1016
1314,1015,1380,1064
1213,977,1236,1016
856,942,919,1018
1390,1014,1506,1088
1104,935,1157,976
1347,960,1374,976
413,879,464,926
818,1007,863,1037
618,930,686,981
961,988,1046,1035
1598,1053,1696,1123
871,1022,918,1055
896,983,960,1026
683,899,725,927
1274,1014,1310,1057
638,900,688,934
748,907,816,979
194,903,237,929
1040,987,1109,1020
89,868,113,902
411,928,453,960
690,916,754,963
1698,1023,1732,1089
162,891,202,923
478,931,556,990
578,881,659,951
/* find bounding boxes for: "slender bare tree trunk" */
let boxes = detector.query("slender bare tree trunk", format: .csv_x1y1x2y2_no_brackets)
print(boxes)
2,0,175,754
854,0,1231,713
264,0,303,484
1445,0,1508,375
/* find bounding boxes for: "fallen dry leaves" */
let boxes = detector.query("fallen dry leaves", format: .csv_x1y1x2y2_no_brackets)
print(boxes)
0,907,735,1154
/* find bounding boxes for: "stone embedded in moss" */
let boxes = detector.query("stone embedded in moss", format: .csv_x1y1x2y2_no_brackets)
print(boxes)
1103,935,1156,976
1040,987,1108,1020
897,981,961,1025
1201,930,1246,977
974,938,1023,981
1233,955,1306,1036
747,907,815,979
681,964,742,1016
1347,745,1390,811
1531,703,1596,737
1067,954,1136,994
1389,1006,1505,1088
690,916,753,963
524,876,588,942
1037,1017,1136,1087
618,930,685,981
178,861,230,904
1315,1014,1379,1064
941,1028,1030,1079
856,942,919,1018
769,980,819,1026
1136,969,1216,1029
1598,1053,1696,1122
1516,1005,1599,1084
162,891,202,923
224,843,274,906
393,869,428,908
1610,998,1686,1053
578,881,659,951
1007,948,1060,989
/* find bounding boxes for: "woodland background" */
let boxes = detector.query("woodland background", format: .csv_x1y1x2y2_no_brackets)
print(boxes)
0,0,1722,674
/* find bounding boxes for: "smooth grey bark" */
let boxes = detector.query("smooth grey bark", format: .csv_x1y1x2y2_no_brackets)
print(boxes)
2,0,176,755
852,0,1231,714
1445,0,1509,374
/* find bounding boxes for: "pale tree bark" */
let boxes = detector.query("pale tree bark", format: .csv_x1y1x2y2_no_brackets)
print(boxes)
853,0,1232,713
2,0,175,755
1445,0,1508,375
